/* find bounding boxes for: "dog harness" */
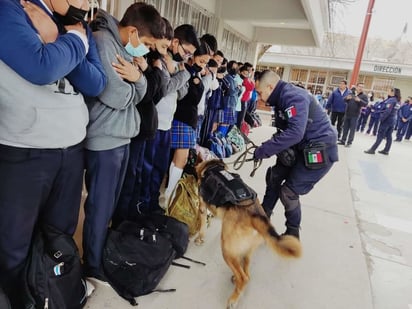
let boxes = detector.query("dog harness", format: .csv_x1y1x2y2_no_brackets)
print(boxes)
199,165,257,206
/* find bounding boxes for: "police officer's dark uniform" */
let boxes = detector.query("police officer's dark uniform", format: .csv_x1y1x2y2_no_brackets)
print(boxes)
365,91,401,155
254,80,338,239
395,100,412,141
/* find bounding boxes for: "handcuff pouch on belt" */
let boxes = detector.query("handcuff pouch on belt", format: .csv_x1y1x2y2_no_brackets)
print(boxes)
303,142,328,169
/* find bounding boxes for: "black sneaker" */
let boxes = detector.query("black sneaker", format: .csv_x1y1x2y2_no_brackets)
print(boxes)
83,267,109,284
378,150,389,155
337,140,345,145
364,149,375,154
345,143,352,148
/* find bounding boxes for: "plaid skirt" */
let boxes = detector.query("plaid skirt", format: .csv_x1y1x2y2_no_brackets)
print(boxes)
170,119,196,149
218,106,236,125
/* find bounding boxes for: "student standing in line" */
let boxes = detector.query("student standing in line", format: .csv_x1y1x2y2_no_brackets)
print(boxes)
114,17,174,220
83,3,163,282
0,0,107,306
165,42,211,201
142,24,200,211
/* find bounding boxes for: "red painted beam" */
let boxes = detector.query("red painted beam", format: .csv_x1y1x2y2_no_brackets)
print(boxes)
350,0,376,86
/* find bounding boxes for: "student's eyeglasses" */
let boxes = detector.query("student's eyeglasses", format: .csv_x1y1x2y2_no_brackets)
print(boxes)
179,42,193,58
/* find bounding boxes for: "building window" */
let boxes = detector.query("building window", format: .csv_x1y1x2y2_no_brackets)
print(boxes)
290,69,308,84
221,29,250,62
371,77,395,99
330,74,347,86
307,70,327,94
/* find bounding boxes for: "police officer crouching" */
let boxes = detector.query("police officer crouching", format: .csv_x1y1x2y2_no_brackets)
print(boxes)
253,70,339,240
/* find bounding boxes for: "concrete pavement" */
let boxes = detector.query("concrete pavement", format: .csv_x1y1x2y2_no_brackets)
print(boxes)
81,120,412,309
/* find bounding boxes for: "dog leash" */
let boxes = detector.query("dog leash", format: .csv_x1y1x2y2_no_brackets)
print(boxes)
232,144,262,177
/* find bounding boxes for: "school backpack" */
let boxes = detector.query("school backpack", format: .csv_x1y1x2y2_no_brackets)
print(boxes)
132,214,189,259
167,173,201,236
226,125,246,153
103,221,176,306
23,225,87,309
214,131,233,158
206,133,226,159
0,287,11,309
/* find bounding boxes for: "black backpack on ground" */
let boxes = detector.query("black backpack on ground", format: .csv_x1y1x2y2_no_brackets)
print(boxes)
132,214,189,258
103,221,176,306
23,225,87,309
0,287,11,309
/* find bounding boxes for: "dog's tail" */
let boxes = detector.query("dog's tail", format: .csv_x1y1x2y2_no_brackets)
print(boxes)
251,214,302,258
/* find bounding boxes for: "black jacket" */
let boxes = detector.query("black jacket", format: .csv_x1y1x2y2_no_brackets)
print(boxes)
135,66,165,141
344,92,368,117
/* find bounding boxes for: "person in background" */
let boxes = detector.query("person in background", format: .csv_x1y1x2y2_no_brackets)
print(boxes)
82,3,163,282
200,33,217,55
364,88,401,155
366,95,385,135
326,80,351,139
315,90,323,104
357,92,373,133
213,50,225,67
237,64,255,128
0,0,107,306
338,83,368,147
395,97,412,142
218,60,240,133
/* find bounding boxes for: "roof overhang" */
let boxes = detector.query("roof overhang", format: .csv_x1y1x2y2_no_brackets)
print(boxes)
218,0,328,47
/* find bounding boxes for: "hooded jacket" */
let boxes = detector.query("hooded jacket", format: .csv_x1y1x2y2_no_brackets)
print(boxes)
86,9,147,151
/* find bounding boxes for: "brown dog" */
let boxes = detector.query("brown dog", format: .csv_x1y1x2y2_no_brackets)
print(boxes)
195,159,301,309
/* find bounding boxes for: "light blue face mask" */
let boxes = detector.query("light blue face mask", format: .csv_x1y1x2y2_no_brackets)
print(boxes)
125,33,150,57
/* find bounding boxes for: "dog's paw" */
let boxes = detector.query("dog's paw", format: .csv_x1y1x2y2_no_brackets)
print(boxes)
194,236,204,245
226,299,238,309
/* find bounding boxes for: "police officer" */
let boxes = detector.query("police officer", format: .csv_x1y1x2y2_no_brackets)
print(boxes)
253,70,338,240
366,97,385,135
395,98,412,141
365,88,401,155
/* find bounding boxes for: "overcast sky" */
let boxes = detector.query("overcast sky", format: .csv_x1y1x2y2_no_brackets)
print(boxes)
332,0,411,41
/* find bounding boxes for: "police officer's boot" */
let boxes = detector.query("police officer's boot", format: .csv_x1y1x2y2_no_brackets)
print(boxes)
283,225,300,240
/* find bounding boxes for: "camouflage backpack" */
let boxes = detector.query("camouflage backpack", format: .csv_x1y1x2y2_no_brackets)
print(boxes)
167,174,201,236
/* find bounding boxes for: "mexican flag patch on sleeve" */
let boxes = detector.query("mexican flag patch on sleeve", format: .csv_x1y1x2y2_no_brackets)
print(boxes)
285,106,297,119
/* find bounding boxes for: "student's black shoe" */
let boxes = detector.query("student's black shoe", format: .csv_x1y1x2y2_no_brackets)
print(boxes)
83,268,109,284
378,150,389,155
394,139,401,142
364,149,375,154
337,140,345,145
345,143,352,148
